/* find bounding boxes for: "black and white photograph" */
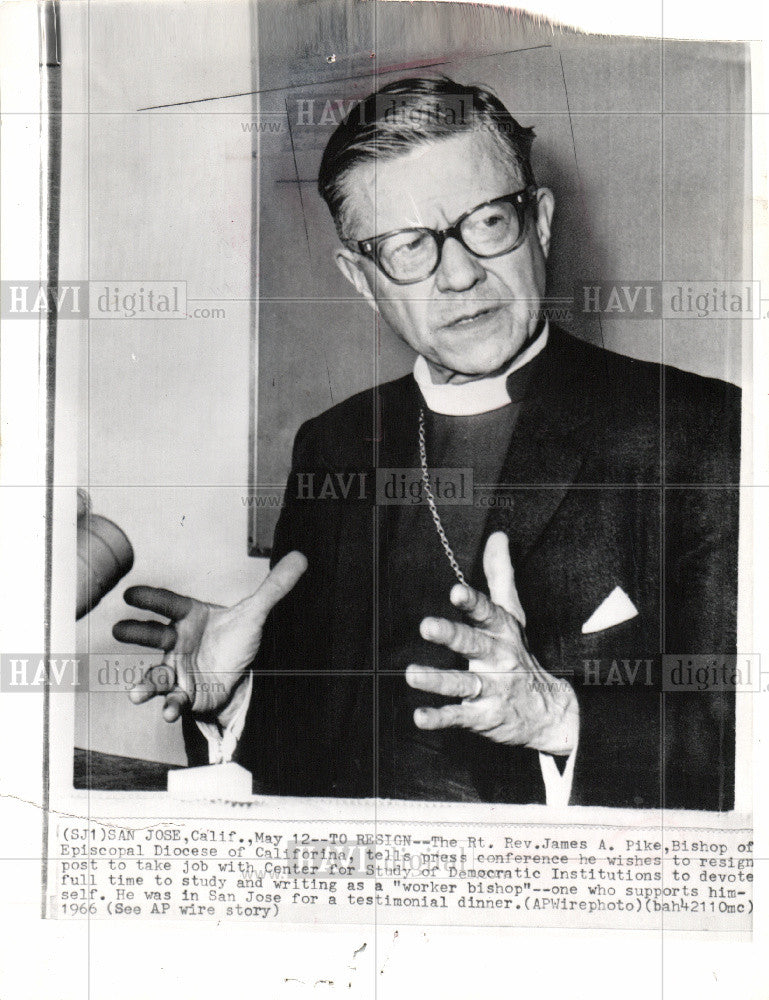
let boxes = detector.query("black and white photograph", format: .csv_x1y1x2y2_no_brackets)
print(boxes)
0,0,765,996
68,4,749,812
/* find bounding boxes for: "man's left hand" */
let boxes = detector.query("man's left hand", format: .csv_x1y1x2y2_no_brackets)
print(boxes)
405,532,578,755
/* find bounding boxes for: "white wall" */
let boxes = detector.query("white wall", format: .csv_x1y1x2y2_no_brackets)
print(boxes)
67,0,267,764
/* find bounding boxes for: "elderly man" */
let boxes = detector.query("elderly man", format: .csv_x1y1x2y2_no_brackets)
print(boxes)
115,77,739,809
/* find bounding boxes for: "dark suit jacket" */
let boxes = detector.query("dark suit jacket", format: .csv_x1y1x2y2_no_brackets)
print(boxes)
184,326,740,809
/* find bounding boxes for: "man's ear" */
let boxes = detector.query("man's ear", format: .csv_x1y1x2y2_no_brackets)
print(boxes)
533,187,555,259
335,248,379,313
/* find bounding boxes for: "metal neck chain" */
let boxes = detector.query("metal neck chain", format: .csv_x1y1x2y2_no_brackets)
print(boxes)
418,406,468,588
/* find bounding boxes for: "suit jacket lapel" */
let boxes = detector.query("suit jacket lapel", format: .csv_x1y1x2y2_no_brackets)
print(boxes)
483,327,602,567
326,376,419,672
377,373,421,469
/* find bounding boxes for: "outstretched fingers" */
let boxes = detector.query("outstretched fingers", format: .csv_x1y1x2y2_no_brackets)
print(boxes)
419,616,495,660
449,583,506,631
405,664,483,700
113,618,177,651
128,662,191,723
483,531,526,627
245,551,308,620
123,586,194,621
413,701,485,731
127,663,178,704
161,690,191,723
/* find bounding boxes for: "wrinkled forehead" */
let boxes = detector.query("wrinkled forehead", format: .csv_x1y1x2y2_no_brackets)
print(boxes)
338,131,525,239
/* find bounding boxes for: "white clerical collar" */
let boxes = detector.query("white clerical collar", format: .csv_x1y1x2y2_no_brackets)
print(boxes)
413,321,549,416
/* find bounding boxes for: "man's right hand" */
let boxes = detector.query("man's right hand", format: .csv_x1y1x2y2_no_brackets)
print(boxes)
112,551,307,726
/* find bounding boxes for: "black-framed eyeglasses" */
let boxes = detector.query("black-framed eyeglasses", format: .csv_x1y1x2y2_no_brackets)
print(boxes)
344,185,538,285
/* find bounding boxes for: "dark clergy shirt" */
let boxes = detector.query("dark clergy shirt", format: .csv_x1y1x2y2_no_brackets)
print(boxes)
378,356,541,799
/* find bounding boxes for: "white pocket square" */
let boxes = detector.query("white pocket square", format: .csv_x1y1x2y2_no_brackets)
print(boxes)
581,586,639,634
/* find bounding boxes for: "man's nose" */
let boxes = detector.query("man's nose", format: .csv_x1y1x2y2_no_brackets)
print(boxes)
434,236,485,293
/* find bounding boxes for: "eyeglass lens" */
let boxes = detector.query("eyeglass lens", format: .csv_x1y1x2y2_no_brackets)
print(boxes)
377,197,522,282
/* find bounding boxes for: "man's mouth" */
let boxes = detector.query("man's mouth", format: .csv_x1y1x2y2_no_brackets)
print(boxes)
440,305,501,329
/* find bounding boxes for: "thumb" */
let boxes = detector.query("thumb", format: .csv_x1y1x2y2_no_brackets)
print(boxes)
236,550,308,624
483,531,526,628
